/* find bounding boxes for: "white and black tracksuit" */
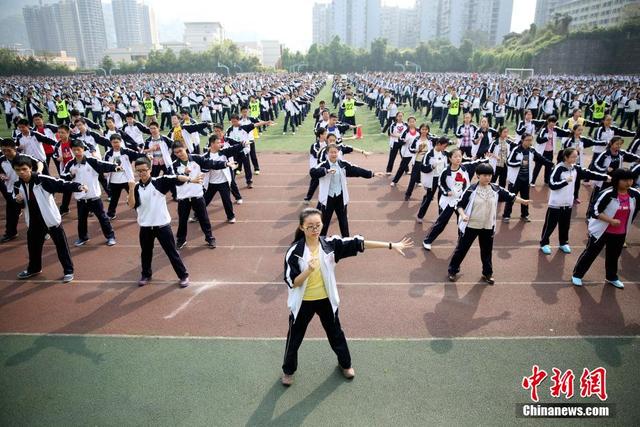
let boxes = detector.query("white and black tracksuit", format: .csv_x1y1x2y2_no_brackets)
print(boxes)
417,148,449,219
103,147,147,218
533,126,571,185
202,144,246,220
503,144,553,219
310,159,374,237
1,154,41,238
392,128,419,184
283,235,366,375
573,187,639,281
14,173,83,275
386,121,408,174
448,183,516,277
540,163,608,247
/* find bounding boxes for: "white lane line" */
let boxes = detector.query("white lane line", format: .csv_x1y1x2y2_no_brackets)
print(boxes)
163,283,215,319
0,332,638,342
0,279,638,286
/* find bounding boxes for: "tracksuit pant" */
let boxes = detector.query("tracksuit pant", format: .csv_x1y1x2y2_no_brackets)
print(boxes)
160,112,171,130
305,177,319,201
139,224,188,280
532,150,554,185
204,182,235,220
386,142,402,174
283,112,295,133
107,182,129,217
424,205,459,245
176,196,214,246
492,165,507,188
2,188,20,238
540,206,572,247
77,198,114,241
152,164,176,199
392,156,412,184
405,162,422,199
282,298,351,375
417,179,439,219
27,221,74,275
573,232,626,281
320,193,349,237
448,227,494,277
503,177,530,219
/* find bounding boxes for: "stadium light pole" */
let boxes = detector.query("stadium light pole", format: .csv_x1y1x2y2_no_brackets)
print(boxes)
406,60,421,73
108,67,119,76
96,68,107,76
234,63,242,73
394,62,406,72
217,62,230,76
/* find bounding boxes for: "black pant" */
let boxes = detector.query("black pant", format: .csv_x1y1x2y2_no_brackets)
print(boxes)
392,156,412,184
139,224,188,279
5,113,12,129
405,161,422,198
305,177,319,201
60,192,72,214
176,196,213,245
472,108,480,123
424,205,458,244
91,111,103,126
503,178,529,218
532,150,554,185
386,142,402,173
492,165,507,188
107,182,129,217
152,164,176,199
230,170,242,200
320,193,349,237
2,188,20,237
540,206,572,247
448,227,494,276
514,109,524,124
27,222,73,275
494,117,505,128
283,113,296,132
45,154,59,177
343,116,356,135
573,233,626,281
417,178,439,219
160,112,171,130
236,154,253,185
204,182,234,220
77,198,114,241
381,117,394,133
282,298,351,375
444,114,458,134
248,142,259,171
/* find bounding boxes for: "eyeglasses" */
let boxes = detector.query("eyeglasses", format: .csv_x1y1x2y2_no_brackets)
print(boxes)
135,168,150,173
303,224,322,231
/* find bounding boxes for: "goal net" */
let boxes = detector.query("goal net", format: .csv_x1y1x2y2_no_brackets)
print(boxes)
505,68,534,79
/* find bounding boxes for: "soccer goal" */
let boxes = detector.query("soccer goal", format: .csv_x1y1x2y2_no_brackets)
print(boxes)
505,68,534,79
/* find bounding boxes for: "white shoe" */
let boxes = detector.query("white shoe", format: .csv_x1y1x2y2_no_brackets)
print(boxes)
390,182,395,187
236,199,243,205
228,217,236,223
423,242,431,251
415,216,423,224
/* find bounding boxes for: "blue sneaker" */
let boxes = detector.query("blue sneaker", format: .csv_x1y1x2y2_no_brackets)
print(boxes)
559,244,571,254
540,245,552,255
606,279,624,289
571,276,583,287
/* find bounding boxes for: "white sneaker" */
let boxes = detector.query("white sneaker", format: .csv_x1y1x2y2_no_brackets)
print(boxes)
236,199,243,205
423,242,431,251
228,217,236,223
415,216,423,224
390,182,395,187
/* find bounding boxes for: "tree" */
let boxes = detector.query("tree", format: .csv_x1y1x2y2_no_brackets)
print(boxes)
100,55,114,71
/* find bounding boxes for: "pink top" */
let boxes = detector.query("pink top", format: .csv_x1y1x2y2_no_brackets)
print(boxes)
606,193,630,234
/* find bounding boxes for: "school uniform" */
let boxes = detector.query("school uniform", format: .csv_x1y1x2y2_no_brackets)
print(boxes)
503,144,552,219
392,128,419,184
386,121,407,174
573,187,639,282
133,176,189,281
515,119,545,143
562,135,608,199
417,147,450,219
589,148,640,206
15,130,57,175
405,135,437,200
533,126,571,185
304,140,326,202
311,159,374,237
62,156,118,243
225,123,258,186
455,123,478,158
172,154,227,246
103,147,147,218
121,121,151,150
472,127,498,159
283,235,366,375
1,154,41,239
239,115,261,173
488,138,516,188
202,144,245,220
423,159,487,245
540,163,608,248
448,183,516,277
14,173,83,275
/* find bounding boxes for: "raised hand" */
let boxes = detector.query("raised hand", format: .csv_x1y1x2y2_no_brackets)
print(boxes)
392,237,414,256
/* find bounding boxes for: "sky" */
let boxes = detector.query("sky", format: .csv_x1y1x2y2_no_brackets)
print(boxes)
145,0,536,52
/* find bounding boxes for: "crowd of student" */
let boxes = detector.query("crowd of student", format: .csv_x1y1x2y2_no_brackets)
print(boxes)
1,71,639,387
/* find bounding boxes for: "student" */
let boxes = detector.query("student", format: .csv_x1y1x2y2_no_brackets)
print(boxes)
515,110,545,143
385,112,407,175
443,91,461,134
502,134,553,223
103,134,148,220
225,113,273,188
200,134,242,223
121,113,151,150
487,126,515,188
532,116,571,186
422,149,487,250
13,155,87,282
311,143,384,237
61,140,120,247
238,105,263,175
540,147,609,255
282,207,413,385
572,168,639,288
171,141,230,249
340,91,365,136
31,113,59,173
416,137,450,223
304,127,328,204
561,124,607,205
1,139,43,242
589,136,640,207
391,116,419,187
405,123,437,201
15,118,57,175
471,118,498,159
448,163,529,283
212,124,244,204
127,157,193,288
455,112,478,158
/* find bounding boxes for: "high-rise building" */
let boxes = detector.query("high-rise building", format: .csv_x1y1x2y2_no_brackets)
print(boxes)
556,0,640,31
22,0,106,68
102,2,117,49
313,0,380,49
183,22,224,52
112,0,142,48
312,2,332,45
380,6,418,49
140,4,159,49
534,0,561,28
417,0,513,47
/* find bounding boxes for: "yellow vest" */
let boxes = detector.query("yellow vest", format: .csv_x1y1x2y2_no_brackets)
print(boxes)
344,99,356,117
593,101,605,119
55,100,69,119
448,98,460,116
249,101,260,118
143,99,156,116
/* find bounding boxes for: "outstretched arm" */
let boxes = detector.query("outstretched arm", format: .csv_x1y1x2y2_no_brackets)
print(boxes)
363,237,413,256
